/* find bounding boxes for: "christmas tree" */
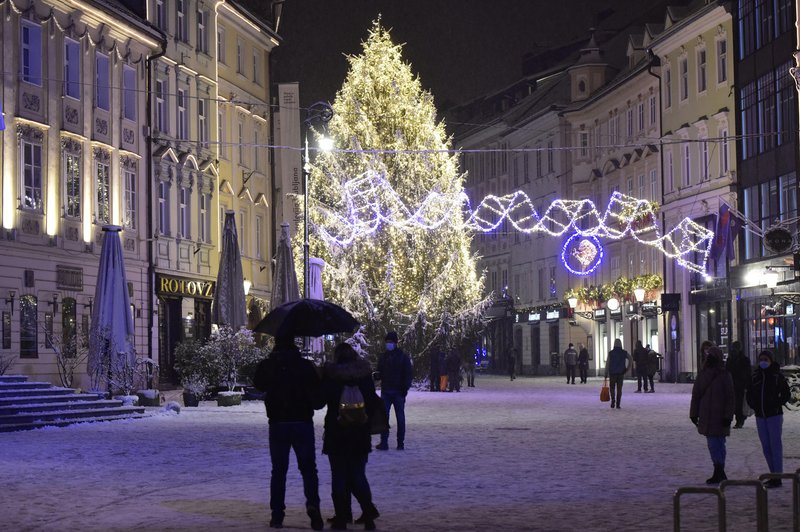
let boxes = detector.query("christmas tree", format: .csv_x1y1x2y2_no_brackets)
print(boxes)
302,21,487,366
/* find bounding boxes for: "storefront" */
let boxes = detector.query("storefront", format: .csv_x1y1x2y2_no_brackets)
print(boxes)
155,274,215,383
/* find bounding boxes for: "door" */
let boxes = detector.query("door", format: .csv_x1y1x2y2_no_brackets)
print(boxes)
531,326,540,375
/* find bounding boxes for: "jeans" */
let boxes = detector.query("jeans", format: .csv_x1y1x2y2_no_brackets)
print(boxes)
609,374,624,406
706,435,727,466
756,415,784,473
328,454,372,518
579,365,588,383
381,390,406,445
566,365,576,384
637,368,650,391
269,421,320,521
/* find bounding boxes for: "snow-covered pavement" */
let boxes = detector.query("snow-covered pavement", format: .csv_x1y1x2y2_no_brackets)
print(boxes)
2,375,799,531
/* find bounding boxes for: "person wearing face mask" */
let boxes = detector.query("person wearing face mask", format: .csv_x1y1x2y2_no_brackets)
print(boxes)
374,331,413,450
746,350,791,488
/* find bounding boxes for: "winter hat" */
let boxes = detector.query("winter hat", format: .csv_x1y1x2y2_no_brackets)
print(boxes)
758,350,774,363
385,331,399,343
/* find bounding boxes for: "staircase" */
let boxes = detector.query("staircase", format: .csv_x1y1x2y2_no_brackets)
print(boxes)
0,375,148,432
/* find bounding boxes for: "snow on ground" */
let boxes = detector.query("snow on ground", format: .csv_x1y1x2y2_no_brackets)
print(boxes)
2,375,800,531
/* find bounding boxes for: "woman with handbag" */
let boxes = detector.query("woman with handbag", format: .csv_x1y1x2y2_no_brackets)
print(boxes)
321,343,381,530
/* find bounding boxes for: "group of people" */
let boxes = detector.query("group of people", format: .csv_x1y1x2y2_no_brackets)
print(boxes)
429,348,472,392
563,343,590,384
690,340,791,487
252,331,413,530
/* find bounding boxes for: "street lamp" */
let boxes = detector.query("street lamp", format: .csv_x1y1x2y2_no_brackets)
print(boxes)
607,297,620,312
633,287,646,304
302,101,334,301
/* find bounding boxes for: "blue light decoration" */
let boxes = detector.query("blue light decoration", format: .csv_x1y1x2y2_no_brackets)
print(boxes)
561,234,604,276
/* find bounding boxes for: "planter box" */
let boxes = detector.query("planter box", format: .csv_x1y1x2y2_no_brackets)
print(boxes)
183,391,200,407
136,391,161,407
216,393,242,407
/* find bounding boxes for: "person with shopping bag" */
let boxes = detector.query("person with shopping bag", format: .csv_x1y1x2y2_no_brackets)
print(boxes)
604,338,632,409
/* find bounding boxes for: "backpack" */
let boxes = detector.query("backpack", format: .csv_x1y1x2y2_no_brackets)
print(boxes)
337,384,368,427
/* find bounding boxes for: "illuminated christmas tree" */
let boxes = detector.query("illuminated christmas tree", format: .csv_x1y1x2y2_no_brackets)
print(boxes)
303,21,487,363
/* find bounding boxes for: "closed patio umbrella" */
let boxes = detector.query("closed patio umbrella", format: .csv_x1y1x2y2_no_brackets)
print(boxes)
212,211,247,329
270,222,300,310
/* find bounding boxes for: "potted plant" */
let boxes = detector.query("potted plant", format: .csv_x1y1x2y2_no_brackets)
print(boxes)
173,339,212,407
203,327,262,407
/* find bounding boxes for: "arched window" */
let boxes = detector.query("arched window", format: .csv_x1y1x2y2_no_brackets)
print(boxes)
20,295,38,358
62,297,77,358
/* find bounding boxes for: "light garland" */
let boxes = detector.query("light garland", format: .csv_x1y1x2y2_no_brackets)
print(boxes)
310,174,714,275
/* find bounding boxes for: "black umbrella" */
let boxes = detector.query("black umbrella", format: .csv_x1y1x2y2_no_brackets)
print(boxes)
254,298,359,338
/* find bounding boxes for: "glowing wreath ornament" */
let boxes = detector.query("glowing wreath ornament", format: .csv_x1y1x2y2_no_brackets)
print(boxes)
562,234,604,275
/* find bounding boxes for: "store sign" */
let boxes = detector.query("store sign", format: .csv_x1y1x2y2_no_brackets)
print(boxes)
56,266,83,290
156,275,215,299
545,310,560,321
763,227,793,254
529,312,541,322
593,308,606,320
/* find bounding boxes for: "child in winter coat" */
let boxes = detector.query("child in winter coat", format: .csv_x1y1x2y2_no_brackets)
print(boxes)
746,350,791,488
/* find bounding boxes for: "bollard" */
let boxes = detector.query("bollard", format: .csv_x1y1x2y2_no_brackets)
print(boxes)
759,471,800,531
674,486,726,532
720,479,768,531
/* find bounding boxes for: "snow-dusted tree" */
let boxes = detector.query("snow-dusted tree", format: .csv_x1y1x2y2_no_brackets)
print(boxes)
302,21,487,369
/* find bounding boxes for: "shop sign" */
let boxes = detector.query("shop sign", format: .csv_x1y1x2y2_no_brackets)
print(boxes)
529,312,541,322
545,309,560,321
593,308,606,320
763,227,793,254
156,275,215,299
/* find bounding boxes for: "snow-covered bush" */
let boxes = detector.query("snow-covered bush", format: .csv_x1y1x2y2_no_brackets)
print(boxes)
0,352,14,375
202,327,263,392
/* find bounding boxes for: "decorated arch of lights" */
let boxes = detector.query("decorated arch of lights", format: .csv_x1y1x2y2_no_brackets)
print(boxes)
311,171,714,276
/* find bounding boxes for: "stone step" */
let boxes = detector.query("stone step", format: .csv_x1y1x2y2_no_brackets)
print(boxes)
0,412,150,433
0,405,146,427
0,387,80,398
0,381,54,391
0,399,125,417
0,375,28,383
0,393,103,406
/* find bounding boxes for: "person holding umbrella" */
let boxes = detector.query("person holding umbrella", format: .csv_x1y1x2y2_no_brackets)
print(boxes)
253,335,325,530
375,331,413,450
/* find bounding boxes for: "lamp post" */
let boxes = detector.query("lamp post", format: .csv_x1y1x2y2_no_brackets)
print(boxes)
633,286,646,347
302,101,334,300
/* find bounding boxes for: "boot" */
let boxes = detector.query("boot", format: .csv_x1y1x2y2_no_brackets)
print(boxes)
706,464,727,484
354,503,380,527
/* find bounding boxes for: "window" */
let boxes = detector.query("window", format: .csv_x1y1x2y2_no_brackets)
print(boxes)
679,57,688,101
237,39,244,74
667,150,674,192
177,88,187,139
649,96,656,125
254,129,260,169
238,121,244,165
699,137,709,180
158,181,168,234
197,10,208,53
719,129,729,174
547,141,553,173
179,187,189,238
744,174,797,259
740,81,758,159
579,131,588,157
124,168,136,229
758,0,774,48
776,60,796,147
218,27,226,63
198,97,207,148
239,210,247,255
682,143,691,187
64,39,80,99
627,176,633,195
21,22,42,86
95,53,110,111
537,268,544,300
64,152,81,218
739,0,756,58
123,65,136,121
22,141,43,211
716,39,727,84
757,71,776,153
218,110,226,159
2,312,10,350
96,160,110,224
256,215,263,259
649,169,657,200
197,194,211,242
156,79,167,132
777,0,792,35
253,50,261,84
697,48,707,93
156,0,167,31
549,266,557,298
20,295,37,359
626,108,633,137
637,102,644,131
664,67,672,108
638,174,645,199
535,148,541,178
176,0,187,42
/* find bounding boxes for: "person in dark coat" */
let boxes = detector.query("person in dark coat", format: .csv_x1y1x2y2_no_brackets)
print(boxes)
577,343,589,384
446,351,462,392
465,353,476,387
690,346,735,484
438,350,448,391
725,341,752,428
563,343,578,384
508,348,516,381
604,338,632,409
746,350,791,488
253,336,325,530
375,331,413,450
633,340,649,392
429,347,441,392
645,345,658,392
321,343,381,530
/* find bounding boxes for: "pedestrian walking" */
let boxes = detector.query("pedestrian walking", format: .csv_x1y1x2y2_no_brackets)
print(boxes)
429,346,441,392
321,343,381,530
725,340,751,428
578,343,589,383
253,335,326,530
689,346,735,485
604,338,632,409
633,340,649,393
508,348,516,381
645,345,658,392
564,343,578,384
746,350,791,488
375,331,413,451
446,351,462,392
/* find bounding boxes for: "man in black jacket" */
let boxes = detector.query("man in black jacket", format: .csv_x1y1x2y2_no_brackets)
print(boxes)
253,336,325,530
375,331,413,450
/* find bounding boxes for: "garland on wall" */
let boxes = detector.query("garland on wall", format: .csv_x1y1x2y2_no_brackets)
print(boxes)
564,274,664,308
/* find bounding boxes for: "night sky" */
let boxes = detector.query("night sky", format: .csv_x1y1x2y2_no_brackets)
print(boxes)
271,0,656,112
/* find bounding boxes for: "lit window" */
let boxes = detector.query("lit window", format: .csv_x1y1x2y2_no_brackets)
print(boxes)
22,141,43,211
124,168,136,229
96,160,110,224
64,152,81,218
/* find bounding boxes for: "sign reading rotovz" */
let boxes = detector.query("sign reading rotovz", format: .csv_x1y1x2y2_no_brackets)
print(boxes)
156,275,215,299
763,226,794,254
